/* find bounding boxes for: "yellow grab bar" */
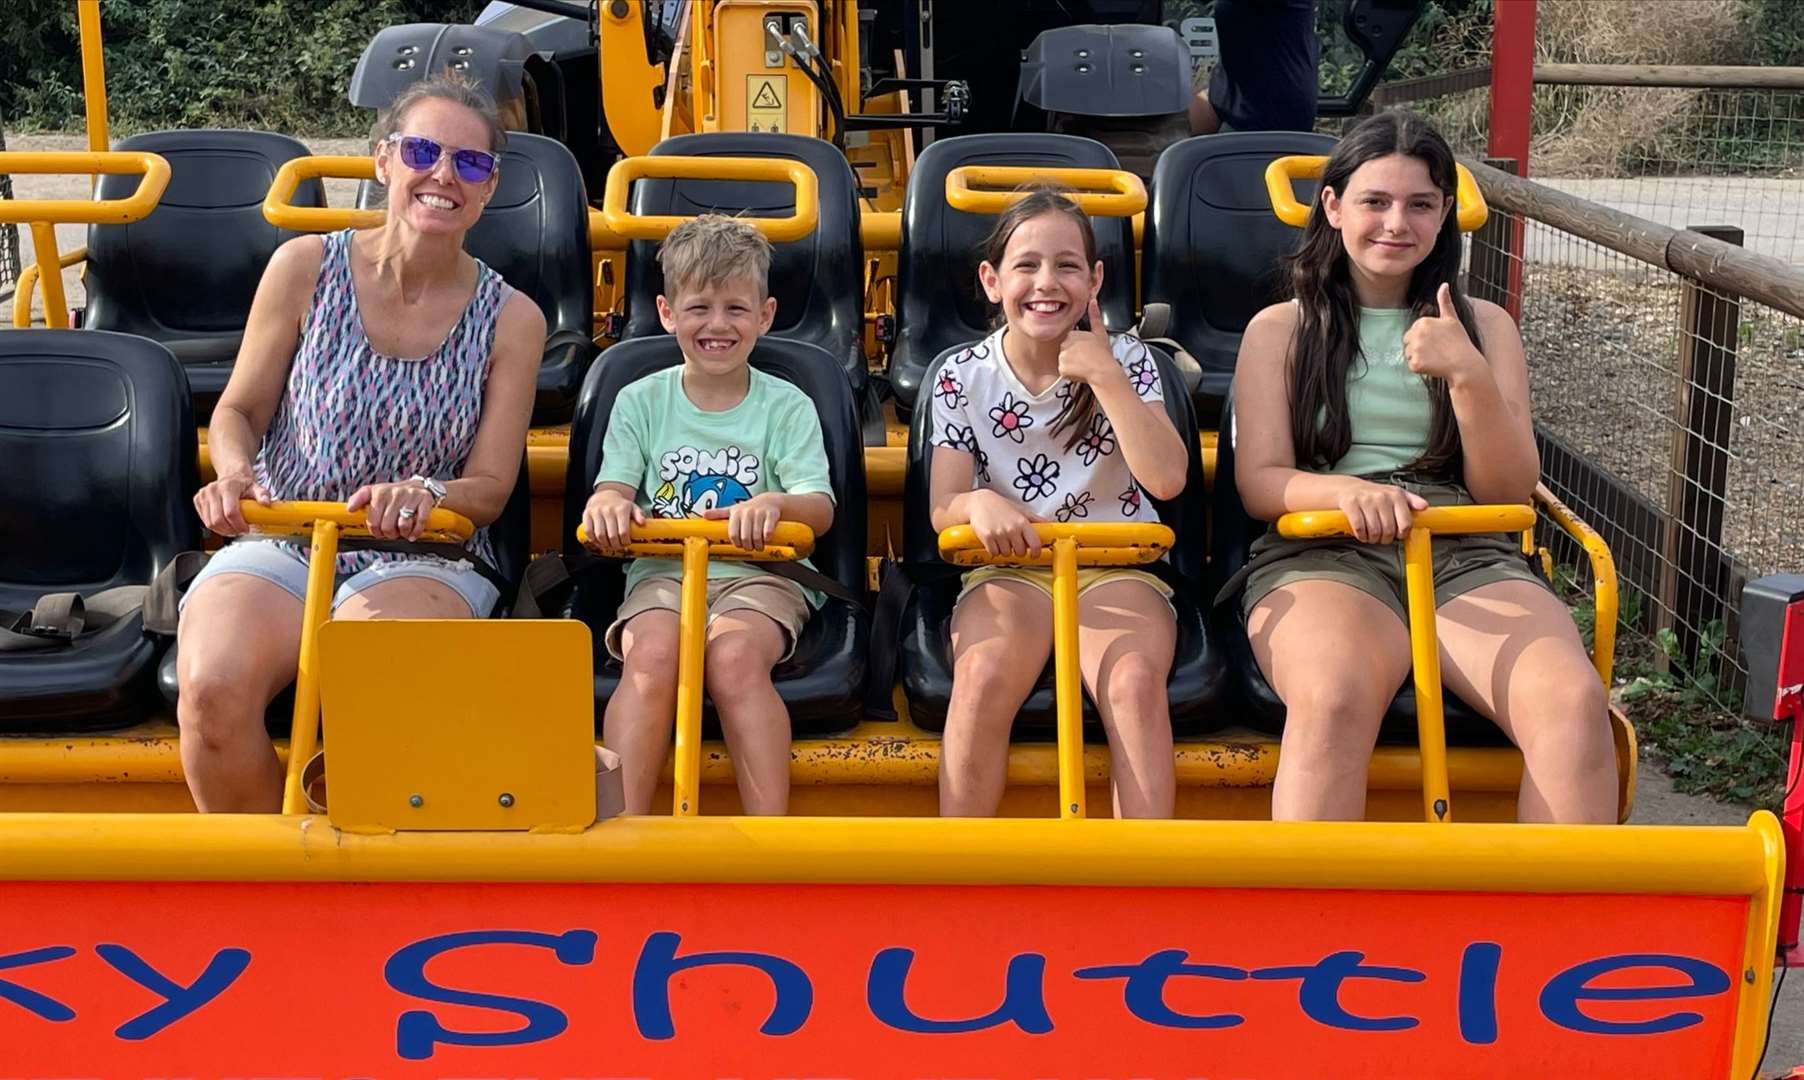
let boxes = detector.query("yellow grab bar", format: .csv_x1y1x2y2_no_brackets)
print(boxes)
11,245,86,329
234,501,474,815
240,499,473,544
937,522,1175,820
576,518,820,817
0,150,170,225
944,165,1147,218
1264,155,1489,232
1533,483,1618,686
1276,503,1533,824
0,150,170,330
262,156,382,232
597,155,821,245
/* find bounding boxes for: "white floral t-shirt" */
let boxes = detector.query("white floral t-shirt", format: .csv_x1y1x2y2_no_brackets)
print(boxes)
928,327,1165,523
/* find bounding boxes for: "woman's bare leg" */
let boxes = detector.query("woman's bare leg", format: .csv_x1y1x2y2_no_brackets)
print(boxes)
940,580,1052,817
1076,579,1176,818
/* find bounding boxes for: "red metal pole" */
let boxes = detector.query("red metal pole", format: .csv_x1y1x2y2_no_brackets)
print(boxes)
1782,699,1801,966
1487,0,1535,319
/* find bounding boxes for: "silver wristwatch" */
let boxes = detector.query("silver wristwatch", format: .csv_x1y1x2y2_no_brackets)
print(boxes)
409,474,449,506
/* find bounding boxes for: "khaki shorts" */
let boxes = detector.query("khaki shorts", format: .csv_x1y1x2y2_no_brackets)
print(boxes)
1225,477,1551,625
958,565,1175,617
605,574,811,663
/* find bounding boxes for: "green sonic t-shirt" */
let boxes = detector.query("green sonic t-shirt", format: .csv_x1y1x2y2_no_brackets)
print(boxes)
595,365,835,604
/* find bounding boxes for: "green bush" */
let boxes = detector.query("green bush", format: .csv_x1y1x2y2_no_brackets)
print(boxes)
1,0,487,136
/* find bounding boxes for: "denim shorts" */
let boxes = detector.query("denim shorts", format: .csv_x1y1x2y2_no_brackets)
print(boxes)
180,538,500,618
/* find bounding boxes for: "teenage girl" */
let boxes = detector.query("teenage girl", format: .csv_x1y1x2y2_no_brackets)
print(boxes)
1231,110,1617,823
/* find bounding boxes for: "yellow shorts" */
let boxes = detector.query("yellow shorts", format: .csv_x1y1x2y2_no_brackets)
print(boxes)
957,566,1175,615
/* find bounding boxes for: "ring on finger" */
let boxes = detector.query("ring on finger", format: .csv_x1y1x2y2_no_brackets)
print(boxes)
398,505,418,520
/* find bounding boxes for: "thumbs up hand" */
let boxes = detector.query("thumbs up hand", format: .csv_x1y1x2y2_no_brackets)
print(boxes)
1402,283,1485,387
1057,295,1118,387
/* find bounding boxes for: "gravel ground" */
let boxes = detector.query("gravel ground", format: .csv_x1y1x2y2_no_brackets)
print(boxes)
1520,261,1804,583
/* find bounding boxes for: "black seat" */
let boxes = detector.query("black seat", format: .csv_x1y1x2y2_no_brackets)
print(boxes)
1209,386,1511,746
155,459,536,725
358,132,599,425
561,335,869,734
0,330,200,731
887,134,1138,420
83,130,324,423
1141,131,1337,427
898,341,1228,737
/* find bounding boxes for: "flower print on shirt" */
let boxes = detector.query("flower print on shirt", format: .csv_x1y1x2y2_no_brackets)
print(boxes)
989,392,1034,444
941,421,991,483
954,341,989,365
934,369,968,410
1055,490,1093,522
1125,354,1161,399
1074,413,1116,466
1119,484,1143,517
1013,453,1060,502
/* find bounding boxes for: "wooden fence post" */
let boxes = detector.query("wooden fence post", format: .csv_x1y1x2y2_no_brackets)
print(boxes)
1656,224,1743,671
1468,157,1519,309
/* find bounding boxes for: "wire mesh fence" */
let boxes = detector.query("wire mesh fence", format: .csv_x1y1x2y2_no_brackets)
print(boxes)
0,115,20,302
1466,206,1804,714
1531,85,1804,265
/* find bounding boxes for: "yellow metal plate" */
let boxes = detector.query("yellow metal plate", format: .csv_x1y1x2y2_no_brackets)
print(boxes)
317,620,595,832
746,73,787,132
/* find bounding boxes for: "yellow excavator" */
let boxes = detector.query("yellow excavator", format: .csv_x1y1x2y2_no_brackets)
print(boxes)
0,1,1792,1074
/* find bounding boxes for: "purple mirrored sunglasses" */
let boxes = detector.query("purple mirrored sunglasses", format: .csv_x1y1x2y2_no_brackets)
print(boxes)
385,134,497,184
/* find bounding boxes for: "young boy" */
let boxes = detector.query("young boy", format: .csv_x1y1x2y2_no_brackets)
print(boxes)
581,215,835,815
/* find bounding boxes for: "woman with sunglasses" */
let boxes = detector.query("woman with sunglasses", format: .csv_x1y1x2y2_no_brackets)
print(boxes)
175,70,546,812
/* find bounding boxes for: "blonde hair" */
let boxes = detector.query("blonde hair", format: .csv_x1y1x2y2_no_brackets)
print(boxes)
370,68,507,155
658,214,773,299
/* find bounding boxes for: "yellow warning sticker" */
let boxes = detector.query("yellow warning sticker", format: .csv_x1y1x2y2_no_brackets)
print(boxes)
747,74,787,133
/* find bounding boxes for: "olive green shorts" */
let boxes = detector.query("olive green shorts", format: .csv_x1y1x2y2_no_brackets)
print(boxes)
1225,478,1552,625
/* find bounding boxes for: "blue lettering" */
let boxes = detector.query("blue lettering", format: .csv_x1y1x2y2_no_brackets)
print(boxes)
632,931,811,1040
1457,943,1502,1045
95,943,251,1040
1252,950,1425,1032
867,947,1053,1035
1074,949,1249,1029
385,929,597,1060
0,946,76,1022
1538,953,1731,1035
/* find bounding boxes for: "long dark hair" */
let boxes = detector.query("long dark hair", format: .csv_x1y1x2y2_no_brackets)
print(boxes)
1286,109,1481,477
980,184,1103,452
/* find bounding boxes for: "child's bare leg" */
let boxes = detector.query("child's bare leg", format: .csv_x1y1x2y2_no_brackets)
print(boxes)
605,610,680,814
704,610,792,815
941,580,1051,817
1077,579,1177,819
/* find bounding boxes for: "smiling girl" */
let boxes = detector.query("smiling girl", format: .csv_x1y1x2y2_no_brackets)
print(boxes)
928,186,1188,819
1229,110,1616,823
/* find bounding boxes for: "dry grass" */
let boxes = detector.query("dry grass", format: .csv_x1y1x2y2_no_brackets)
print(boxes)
1530,0,1755,176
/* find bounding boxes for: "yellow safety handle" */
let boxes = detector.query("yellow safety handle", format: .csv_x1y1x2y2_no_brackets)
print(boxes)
262,156,382,232
945,165,1147,218
1277,503,1533,540
0,151,170,225
597,155,820,244
938,522,1174,567
240,500,474,544
576,519,816,562
1264,155,1489,232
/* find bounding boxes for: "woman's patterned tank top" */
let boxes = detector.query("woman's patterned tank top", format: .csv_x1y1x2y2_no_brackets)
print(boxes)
255,228,511,573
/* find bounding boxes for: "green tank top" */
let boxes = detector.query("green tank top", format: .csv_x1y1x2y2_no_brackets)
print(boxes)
1324,306,1433,477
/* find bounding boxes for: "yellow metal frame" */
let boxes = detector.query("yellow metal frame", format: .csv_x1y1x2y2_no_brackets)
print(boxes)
1265,155,1489,232
235,501,474,814
938,522,1175,819
1277,504,1537,824
11,246,86,329
0,151,170,329
576,519,817,816
77,1,109,155
1534,483,1619,684
261,156,383,232
598,155,821,244
945,165,1148,218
